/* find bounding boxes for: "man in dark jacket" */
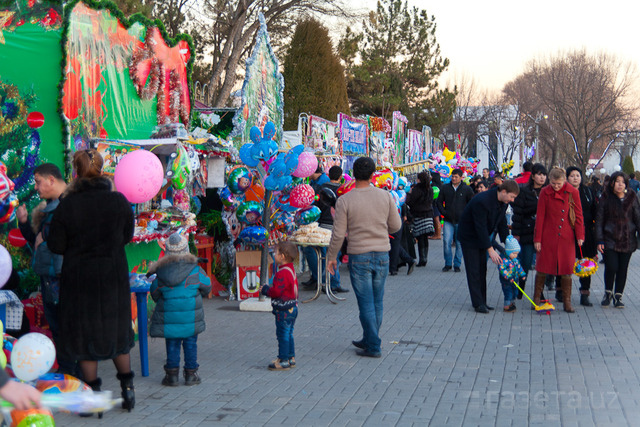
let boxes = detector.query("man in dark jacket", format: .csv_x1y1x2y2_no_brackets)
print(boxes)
437,169,474,272
458,181,520,313
16,163,74,373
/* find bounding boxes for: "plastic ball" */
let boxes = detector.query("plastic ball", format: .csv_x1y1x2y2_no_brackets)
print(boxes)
295,206,321,225
114,150,164,204
289,184,315,208
227,167,252,194
11,333,56,382
292,152,318,178
236,201,263,224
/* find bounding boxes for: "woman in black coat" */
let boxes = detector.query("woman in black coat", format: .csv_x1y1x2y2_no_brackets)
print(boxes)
510,163,547,297
566,166,598,306
595,171,640,308
48,149,136,411
406,171,434,266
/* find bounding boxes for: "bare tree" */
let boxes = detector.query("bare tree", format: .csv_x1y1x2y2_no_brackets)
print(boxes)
191,0,354,108
442,73,487,156
524,49,639,170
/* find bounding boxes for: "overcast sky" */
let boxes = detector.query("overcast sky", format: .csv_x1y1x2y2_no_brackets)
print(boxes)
351,0,640,93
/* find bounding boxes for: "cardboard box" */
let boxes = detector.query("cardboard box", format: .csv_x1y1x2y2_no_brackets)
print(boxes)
236,250,272,300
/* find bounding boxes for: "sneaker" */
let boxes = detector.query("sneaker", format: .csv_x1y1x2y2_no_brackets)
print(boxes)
442,265,452,272
288,357,296,368
268,358,291,371
504,303,517,312
602,291,612,307
614,294,625,309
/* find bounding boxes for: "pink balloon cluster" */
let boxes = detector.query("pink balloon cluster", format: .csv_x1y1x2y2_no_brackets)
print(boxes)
292,152,318,178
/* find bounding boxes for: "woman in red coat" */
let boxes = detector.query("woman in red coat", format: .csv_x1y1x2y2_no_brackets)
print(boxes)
533,168,585,312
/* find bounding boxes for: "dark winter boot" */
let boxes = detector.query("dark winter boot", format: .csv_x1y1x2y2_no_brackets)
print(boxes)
614,293,625,309
184,368,201,386
162,366,180,387
601,290,613,307
533,273,546,306
79,378,103,418
116,372,135,412
561,276,574,313
580,290,593,307
417,236,428,266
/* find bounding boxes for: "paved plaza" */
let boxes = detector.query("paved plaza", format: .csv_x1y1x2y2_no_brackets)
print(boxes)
54,239,640,426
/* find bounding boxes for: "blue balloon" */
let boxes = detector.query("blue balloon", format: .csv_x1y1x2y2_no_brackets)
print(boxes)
239,226,269,244
239,143,259,167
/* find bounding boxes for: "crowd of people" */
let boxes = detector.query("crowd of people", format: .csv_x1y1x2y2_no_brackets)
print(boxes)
5,152,640,414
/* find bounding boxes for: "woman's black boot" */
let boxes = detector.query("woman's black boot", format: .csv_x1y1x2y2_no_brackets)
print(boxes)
116,372,135,412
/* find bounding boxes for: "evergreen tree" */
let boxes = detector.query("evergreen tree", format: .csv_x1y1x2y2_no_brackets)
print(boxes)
338,0,456,129
283,18,350,129
622,155,635,176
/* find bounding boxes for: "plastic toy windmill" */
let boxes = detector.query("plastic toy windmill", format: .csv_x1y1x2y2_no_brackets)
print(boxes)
574,246,598,278
511,280,555,314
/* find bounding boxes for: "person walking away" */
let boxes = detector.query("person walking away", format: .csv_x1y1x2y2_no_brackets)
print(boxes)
566,166,598,306
406,171,434,267
261,241,300,370
301,166,348,292
629,173,640,194
457,181,519,313
515,161,533,184
437,168,474,272
511,163,547,300
327,157,401,358
149,233,211,386
498,235,527,312
532,168,584,313
594,171,640,308
16,163,75,374
48,149,136,411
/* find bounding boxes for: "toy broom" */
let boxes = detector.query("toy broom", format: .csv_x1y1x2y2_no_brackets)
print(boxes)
512,280,555,313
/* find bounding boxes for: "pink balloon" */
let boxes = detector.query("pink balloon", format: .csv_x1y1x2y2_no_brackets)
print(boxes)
292,152,318,178
114,150,164,204
289,184,315,208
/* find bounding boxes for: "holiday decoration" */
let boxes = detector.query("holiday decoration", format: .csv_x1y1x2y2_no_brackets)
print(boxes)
114,149,164,204
7,228,26,247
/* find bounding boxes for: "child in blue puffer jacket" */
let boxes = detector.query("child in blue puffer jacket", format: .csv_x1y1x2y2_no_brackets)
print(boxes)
149,233,211,387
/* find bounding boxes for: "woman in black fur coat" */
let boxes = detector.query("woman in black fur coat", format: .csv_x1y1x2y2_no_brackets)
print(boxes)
566,166,598,306
595,171,640,308
48,149,136,411
406,171,434,266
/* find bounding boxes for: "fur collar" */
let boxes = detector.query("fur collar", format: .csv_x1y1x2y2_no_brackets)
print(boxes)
64,176,114,196
30,201,48,233
148,253,198,274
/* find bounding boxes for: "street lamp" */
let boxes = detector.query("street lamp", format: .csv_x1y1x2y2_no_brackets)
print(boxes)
534,113,548,164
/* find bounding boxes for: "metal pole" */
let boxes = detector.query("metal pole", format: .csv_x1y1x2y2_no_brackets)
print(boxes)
258,189,272,301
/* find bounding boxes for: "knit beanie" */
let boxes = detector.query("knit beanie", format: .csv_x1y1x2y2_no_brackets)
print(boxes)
165,233,188,256
504,235,521,256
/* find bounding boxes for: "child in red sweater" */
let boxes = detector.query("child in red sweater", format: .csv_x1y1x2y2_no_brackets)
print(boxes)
260,241,299,370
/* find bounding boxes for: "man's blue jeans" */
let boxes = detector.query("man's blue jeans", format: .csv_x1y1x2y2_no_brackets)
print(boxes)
443,221,462,268
166,335,199,369
303,246,341,289
275,306,297,360
348,252,389,353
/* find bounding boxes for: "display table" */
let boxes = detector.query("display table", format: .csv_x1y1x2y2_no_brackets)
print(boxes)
292,242,345,304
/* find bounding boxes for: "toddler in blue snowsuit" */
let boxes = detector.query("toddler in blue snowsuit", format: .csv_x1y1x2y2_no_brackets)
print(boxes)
499,235,527,312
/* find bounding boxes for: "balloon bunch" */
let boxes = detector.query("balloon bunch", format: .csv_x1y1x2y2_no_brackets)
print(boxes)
221,122,322,246
369,169,406,212
427,148,480,183
501,160,515,177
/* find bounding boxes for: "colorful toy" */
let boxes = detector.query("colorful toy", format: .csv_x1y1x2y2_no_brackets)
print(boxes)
512,280,555,313
165,143,191,190
264,145,304,191
0,161,18,223
239,121,279,168
574,258,598,277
